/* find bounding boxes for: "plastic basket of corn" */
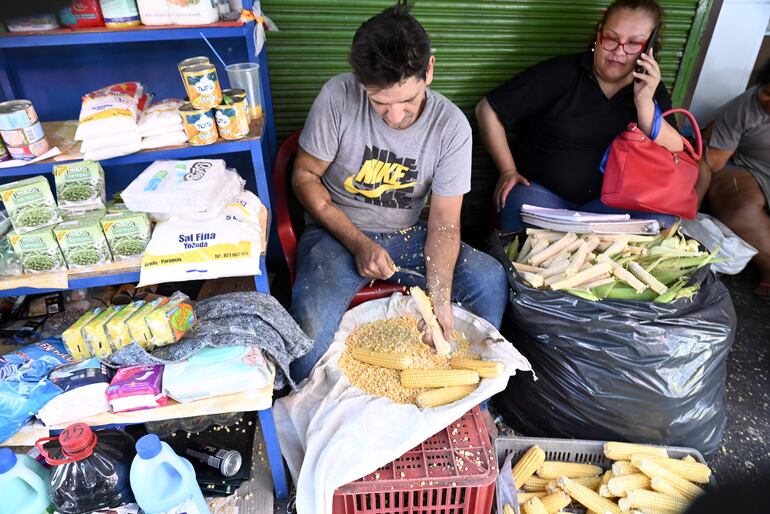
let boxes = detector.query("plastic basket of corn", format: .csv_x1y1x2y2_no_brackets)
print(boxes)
332,406,497,514
494,436,716,514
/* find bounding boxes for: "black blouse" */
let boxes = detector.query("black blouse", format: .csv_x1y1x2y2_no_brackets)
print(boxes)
486,50,675,205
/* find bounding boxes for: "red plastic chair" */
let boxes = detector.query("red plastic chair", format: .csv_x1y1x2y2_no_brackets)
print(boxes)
273,130,405,307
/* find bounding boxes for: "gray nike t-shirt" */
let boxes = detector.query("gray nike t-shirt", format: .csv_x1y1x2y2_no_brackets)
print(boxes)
299,73,472,233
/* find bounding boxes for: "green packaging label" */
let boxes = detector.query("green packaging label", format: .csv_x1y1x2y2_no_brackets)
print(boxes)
54,218,112,268
53,160,106,213
101,211,151,260
7,227,67,273
0,176,62,234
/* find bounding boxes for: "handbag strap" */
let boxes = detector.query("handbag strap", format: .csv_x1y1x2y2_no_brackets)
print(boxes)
661,108,702,160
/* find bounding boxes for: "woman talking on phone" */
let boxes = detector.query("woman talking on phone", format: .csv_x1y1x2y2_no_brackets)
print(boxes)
476,0,685,232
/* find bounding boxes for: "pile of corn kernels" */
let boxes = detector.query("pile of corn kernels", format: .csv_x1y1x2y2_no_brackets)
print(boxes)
339,315,474,404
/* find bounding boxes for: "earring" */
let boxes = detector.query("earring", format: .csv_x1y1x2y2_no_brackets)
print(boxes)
591,42,596,53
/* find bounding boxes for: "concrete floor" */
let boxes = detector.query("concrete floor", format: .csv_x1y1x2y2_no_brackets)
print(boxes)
707,270,770,481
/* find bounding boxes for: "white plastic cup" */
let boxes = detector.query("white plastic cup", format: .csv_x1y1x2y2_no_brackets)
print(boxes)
225,63,263,119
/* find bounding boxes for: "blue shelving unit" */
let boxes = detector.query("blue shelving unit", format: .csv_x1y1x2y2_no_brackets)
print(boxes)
0,5,288,499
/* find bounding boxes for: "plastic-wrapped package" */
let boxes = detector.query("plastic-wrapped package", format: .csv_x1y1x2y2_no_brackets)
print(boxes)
74,82,148,141
121,159,230,215
487,232,735,455
681,213,758,275
168,0,219,25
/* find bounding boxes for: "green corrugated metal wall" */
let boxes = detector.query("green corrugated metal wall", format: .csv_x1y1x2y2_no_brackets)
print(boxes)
263,0,712,228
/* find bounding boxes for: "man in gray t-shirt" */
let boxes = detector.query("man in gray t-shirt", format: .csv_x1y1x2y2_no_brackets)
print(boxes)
704,59,770,297
288,3,507,381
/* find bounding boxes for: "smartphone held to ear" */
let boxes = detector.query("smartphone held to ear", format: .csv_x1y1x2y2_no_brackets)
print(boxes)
635,28,658,77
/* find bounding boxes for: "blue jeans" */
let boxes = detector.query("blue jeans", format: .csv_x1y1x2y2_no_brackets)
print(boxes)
499,182,677,232
289,223,509,382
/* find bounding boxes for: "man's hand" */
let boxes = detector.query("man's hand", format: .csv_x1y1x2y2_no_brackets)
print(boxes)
495,170,530,212
351,238,396,280
418,301,454,349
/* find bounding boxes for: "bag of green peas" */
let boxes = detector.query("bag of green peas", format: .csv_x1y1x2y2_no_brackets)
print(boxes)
54,217,112,269
7,227,67,273
0,176,62,234
53,160,106,214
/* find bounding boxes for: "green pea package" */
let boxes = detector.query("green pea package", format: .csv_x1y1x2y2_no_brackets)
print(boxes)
7,227,67,273
101,211,152,260
0,176,62,234
54,217,112,268
53,160,107,213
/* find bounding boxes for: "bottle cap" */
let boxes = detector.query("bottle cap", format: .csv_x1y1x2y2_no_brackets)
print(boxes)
136,434,162,460
60,423,97,459
0,448,17,474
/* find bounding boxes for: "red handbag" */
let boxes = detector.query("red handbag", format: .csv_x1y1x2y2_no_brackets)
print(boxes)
601,108,702,220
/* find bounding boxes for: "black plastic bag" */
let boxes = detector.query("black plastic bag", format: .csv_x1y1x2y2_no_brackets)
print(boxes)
488,231,735,455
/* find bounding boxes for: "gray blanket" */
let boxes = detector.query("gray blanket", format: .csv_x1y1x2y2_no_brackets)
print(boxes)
104,292,313,390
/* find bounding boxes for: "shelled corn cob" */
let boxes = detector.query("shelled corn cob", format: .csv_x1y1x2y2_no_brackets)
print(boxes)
503,224,720,302
507,441,712,514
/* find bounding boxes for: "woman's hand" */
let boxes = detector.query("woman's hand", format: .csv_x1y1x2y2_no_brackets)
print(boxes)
494,170,530,212
633,50,661,107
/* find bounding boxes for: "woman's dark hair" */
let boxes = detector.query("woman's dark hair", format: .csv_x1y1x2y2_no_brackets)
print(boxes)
599,0,664,53
758,58,770,86
348,1,432,89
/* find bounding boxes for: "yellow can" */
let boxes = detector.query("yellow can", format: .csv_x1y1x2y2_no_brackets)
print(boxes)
182,63,222,110
180,103,218,146
222,89,250,138
214,107,249,141
177,56,210,82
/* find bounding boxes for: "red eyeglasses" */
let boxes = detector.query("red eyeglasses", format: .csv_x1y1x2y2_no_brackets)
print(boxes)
598,33,647,54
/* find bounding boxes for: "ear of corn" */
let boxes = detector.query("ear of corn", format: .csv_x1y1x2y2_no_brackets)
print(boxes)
537,461,603,479
557,477,622,514
628,261,668,294
516,236,534,263
518,491,548,504
512,446,547,489
597,255,648,293
611,461,637,476
635,458,704,501
522,496,549,514
524,476,552,492
400,369,479,388
650,476,688,499
602,240,627,257
546,474,601,493
409,287,451,356
521,271,545,288
621,489,691,513
350,348,413,370
604,442,669,461
540,490,571,513
630,455,711,484
681,455,696,463
513,262,548,274
502,504,516,514
529,233,578,266
415,385,476,408
550,262,612,291
450,357,503,378
607,473,651,496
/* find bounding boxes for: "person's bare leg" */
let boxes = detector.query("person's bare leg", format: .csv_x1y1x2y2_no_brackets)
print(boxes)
708,167,770,297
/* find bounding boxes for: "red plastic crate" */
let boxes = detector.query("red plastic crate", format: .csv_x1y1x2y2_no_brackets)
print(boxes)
332,407,498,514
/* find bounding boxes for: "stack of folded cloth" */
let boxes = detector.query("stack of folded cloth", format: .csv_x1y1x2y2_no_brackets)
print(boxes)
138,99,187,150
75,82,151,161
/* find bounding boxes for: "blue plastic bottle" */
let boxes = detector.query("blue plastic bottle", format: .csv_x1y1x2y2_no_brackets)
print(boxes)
130,434,211,514
0,448,50,514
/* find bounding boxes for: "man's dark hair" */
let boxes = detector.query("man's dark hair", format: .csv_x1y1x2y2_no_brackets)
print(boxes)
758,58,770,86
348,1,432,89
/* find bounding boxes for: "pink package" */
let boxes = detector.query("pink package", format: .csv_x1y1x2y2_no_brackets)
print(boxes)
105,364,167,413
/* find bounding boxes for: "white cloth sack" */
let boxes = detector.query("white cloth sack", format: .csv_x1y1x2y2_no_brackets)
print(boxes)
140,131,187,150
138,190,266,287
83,140,142,161
274,294,533,514
75,82,146,141
681,213,758,274
122,159,230,215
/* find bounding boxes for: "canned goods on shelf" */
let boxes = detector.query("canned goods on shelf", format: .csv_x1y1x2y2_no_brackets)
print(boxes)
1,121,46,147
214,105,248,140
180,103,218,146
222,89,250,137
178,56,210,76
0,139,9,162
7,137,50,161
0,100,39,131
182,63,222,110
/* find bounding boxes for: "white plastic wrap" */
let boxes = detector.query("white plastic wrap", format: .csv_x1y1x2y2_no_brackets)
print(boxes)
168,0,219,25
274,294,532,514
681,213,758,275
